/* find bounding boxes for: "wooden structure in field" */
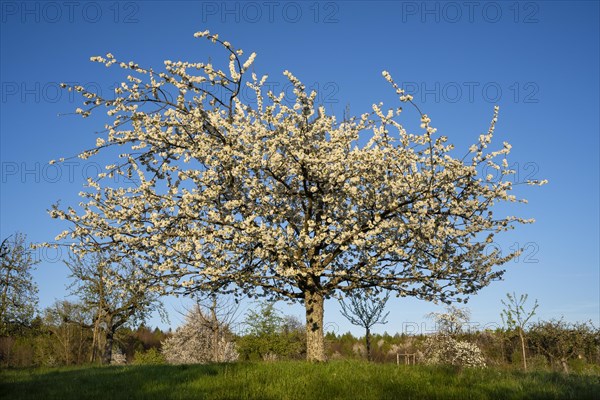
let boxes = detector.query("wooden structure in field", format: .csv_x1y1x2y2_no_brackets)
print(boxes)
396,353,416,365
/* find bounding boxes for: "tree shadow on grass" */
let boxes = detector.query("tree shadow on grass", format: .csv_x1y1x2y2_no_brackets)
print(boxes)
2,363,599,400
376,367,600,400
2,364,229,400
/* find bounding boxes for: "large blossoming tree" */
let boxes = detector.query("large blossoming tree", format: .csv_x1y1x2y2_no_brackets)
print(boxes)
50,31,545,361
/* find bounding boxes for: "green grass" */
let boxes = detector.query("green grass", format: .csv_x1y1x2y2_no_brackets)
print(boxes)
1,361,599,400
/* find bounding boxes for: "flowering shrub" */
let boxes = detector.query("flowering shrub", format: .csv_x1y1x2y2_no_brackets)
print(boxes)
110,349,127,365
423,335,486,368
161,306,238,364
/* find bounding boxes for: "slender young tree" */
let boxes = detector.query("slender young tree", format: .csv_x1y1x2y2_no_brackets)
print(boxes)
49,31,546,361
501,292,538,370
339,290,390,361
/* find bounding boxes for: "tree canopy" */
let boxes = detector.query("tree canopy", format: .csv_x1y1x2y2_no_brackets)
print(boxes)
49,31,546,361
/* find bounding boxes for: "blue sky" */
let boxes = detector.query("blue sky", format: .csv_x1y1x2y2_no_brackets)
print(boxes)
1,1,598,336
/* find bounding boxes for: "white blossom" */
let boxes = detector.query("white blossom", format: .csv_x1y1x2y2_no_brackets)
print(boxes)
161,306,238,364
423,335,487,368
48,32,546,362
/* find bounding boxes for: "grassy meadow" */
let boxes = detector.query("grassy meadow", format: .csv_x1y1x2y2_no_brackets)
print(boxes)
1,361,599,400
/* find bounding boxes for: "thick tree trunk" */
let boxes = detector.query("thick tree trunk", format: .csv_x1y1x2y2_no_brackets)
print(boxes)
365,327,372,362
305,290,326,362
101,330,114,365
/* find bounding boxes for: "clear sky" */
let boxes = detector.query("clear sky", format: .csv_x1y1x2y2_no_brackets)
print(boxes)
1,1,598,336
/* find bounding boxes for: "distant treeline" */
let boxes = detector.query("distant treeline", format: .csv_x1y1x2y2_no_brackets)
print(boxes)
1,301,598,374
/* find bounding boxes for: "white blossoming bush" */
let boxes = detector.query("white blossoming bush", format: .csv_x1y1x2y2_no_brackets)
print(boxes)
161,306,238,364
110,349,127,365
423,335,486,368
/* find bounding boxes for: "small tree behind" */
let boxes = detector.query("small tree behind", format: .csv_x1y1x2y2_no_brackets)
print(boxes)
65,251,166,364
427,305,471,336
339,290,390,361
237,301,306,360
529,319,598,373
43,300,93,365
0,233,39,336
501,292,538,370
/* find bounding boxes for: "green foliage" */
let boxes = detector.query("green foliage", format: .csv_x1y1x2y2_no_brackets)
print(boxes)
65,251,167,364
236,302,305,360
501,292,539,331
0,311,171,367
528,319,600,373
1,362,599,400
469,330,505,367
2,291,598,374
0,233,39,336
42,300,95,365
119,325,170,361
133,348,166,365
500,292,539,370
0,329,61,368
528,354,550,371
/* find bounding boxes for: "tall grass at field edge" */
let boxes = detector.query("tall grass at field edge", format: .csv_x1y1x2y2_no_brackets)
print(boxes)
1,361,599,400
